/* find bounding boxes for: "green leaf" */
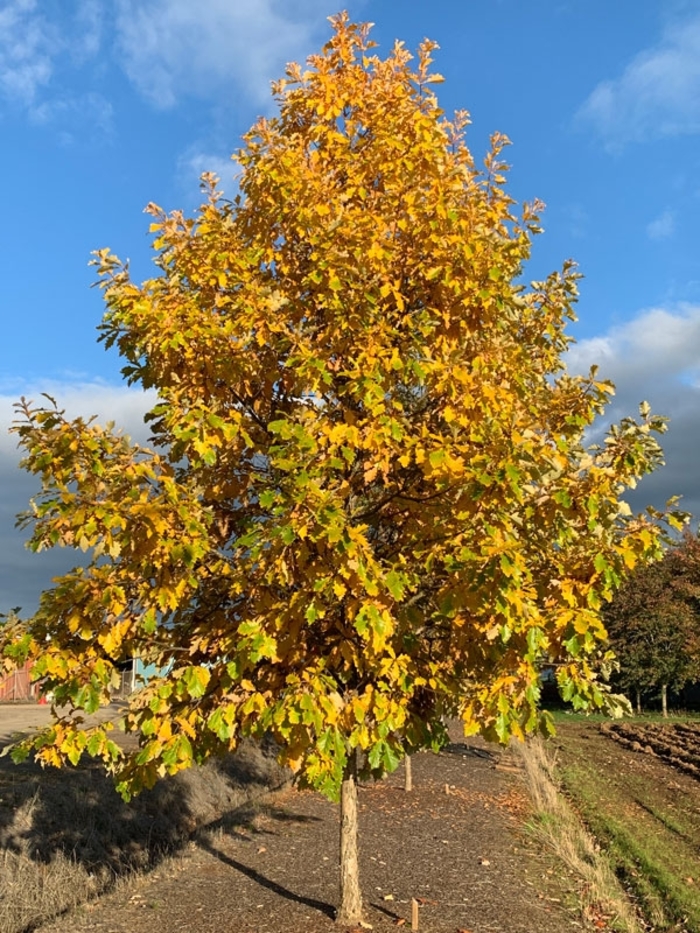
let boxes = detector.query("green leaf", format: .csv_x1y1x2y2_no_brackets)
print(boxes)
280,525,295,545
182,666,210,699
259,490,276,509
385,570,406,601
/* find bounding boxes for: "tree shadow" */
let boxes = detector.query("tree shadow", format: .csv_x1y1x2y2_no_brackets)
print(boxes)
370,900,403,921
441,741,499,762
197,832,336,920
0,736,290,930
204,800,323,838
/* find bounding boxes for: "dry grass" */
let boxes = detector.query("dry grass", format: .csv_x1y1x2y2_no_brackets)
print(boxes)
1,848,101,933
515,736,643,933
0,739,289,933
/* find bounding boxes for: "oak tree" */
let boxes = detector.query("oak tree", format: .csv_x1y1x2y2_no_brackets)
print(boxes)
3,15,682,924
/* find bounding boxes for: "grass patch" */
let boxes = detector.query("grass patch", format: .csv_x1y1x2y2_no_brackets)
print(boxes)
516,737,642,932
548,709,700,726
552,721,700,932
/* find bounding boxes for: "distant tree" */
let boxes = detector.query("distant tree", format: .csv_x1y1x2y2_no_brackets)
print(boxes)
669,530,700,604
2,15,682,925
604,532,700,715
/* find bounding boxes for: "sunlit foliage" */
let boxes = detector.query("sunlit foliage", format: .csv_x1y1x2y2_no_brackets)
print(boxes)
3,15,682,801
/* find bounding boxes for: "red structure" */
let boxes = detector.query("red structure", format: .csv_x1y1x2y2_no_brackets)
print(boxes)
0,662,37,702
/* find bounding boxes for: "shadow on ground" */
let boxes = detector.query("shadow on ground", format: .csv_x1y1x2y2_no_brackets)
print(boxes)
0,738,289,933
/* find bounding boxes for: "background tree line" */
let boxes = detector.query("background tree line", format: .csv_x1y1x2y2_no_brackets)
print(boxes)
603,530,700,716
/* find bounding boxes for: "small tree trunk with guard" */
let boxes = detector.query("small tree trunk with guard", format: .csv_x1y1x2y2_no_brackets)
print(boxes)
337,748,364,926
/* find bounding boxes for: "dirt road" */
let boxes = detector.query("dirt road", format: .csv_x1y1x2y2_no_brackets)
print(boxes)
0,702,123,747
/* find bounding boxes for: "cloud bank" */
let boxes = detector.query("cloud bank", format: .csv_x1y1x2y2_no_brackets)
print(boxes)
577,11,700,147
567,305,700,521
0,0,338,125
0,381,155,615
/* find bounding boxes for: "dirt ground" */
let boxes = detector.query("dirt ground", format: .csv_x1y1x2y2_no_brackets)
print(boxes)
603,720,700,780
0,702,120,746
14,719,587,933
5,707,700,931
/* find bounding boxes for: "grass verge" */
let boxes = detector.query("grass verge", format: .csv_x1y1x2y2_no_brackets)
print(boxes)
551,721,700,933
516,736,643,932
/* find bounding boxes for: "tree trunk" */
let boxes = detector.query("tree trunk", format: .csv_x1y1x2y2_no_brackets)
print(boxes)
404,754,413,792
661,683,668,718
635,689,642,715
337,748,364,926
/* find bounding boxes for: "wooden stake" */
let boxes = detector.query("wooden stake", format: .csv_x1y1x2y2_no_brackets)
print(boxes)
411,898,419,931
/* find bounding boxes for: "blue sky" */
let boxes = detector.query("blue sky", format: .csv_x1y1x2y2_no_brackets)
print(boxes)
2,0,700,613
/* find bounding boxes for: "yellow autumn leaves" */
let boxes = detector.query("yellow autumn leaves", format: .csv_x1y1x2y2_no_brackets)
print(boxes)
3,14,683,797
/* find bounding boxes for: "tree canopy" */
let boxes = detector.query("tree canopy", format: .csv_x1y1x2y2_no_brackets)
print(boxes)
1,13,684,921
604,531,700,711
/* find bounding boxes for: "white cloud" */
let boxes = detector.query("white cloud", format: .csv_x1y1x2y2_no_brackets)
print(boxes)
178,150,238,194
577,12,700,146
113,0,335,109
0,0,56,107
0,0,112,135
29,90,114,140
567,305,700,520
0,380,156,467
0,1,344,137
72,0,106,63
646,209,675,241
0,381,155,615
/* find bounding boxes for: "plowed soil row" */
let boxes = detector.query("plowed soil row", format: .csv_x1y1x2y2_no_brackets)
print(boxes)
603,721,700,780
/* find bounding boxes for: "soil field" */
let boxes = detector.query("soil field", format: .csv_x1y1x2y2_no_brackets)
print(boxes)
9,707,695,932
603,721,700,781
35,742,585,933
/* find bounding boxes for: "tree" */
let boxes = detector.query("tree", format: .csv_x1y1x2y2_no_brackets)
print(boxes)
2,15,682,925
604,532,700,715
